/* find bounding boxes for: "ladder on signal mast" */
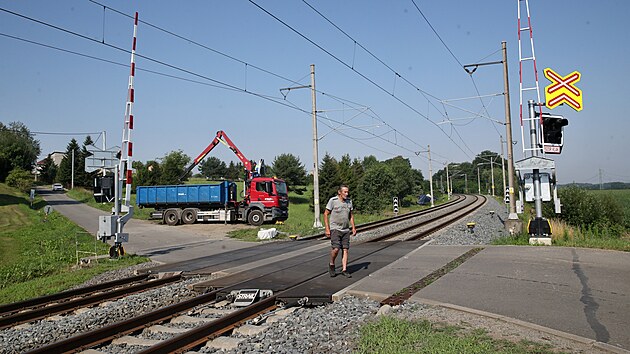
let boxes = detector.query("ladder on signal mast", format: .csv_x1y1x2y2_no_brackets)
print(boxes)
517,0,545,157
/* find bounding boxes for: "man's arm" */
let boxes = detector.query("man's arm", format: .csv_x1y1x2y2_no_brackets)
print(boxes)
349,210,356,235
323,208,331,236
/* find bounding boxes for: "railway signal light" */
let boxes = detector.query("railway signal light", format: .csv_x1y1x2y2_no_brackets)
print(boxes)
537,112,569,153
393,197,399,215
504,188,510,204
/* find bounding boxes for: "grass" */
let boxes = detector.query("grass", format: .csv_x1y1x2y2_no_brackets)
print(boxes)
493,219,630,251
356,316,560,353
0,183,149,304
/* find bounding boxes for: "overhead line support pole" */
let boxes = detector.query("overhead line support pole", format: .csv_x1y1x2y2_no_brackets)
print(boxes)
279,65,322,228
310,64,322,228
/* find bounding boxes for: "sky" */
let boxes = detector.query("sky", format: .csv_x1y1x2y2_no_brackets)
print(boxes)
1,0,629,185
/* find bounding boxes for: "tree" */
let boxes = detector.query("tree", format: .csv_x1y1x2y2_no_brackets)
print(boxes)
384,156,417,198
198,157,227,180
0,122,41,182
5,168,33,193
159,150,190,185
318,153,341,204
57,139,80,188
349,158,364,195
271,153,306,186
355,162,396,213
225,161,245,181
133,160,162,189
79,135,96,187
39,155,57,184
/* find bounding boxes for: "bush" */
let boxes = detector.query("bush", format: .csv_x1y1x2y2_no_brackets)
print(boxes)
544,186,625,233
5,168,33,193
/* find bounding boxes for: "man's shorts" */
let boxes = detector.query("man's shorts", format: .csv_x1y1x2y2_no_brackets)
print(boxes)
330,229,351,249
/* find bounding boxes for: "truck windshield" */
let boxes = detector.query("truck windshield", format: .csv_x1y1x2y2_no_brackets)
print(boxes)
274,181,288,195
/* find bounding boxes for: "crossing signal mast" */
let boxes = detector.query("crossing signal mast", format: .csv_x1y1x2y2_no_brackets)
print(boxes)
97,12,139,257
515,0,564,243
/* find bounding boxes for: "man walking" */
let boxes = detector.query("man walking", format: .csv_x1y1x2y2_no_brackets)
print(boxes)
324,184,356,278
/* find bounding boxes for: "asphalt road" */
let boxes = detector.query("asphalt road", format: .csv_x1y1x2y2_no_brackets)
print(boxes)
37,188,256,264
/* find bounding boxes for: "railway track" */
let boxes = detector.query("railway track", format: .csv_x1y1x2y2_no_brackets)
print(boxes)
0,273,182,330
9,194,486,353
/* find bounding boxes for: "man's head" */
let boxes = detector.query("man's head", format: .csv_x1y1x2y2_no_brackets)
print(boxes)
337,184,349,200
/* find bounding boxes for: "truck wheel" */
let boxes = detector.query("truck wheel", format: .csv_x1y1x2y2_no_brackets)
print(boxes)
247,210,264,226
164,209,180,226
182,208,197,224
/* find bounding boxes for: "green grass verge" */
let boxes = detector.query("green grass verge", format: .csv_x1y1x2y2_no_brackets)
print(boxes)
493,232,630,251
356,316,560,354
0,183,149,304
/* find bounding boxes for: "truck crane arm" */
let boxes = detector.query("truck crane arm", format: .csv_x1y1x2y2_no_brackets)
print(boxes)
179,130,253,182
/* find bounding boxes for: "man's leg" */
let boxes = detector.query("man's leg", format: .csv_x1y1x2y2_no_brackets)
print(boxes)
341,249,348,271
329,247,339,277
330,247,339,264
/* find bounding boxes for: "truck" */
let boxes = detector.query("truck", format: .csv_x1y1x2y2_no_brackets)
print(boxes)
136,131,289,226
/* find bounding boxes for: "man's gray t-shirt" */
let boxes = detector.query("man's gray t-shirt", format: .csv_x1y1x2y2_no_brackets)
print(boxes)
326,196,353,231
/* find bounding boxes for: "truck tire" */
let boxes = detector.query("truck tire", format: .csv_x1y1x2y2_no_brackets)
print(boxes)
164,209,180,226
181,208,197,224
247,210,264,226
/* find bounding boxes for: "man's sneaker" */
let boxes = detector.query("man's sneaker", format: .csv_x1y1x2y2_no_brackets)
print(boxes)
329,264,337,277
340,270,352,278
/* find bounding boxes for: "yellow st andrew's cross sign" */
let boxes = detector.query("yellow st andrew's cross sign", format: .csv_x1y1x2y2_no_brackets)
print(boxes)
544,68,583,111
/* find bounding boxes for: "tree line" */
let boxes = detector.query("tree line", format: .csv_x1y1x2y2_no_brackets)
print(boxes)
1,121,498,214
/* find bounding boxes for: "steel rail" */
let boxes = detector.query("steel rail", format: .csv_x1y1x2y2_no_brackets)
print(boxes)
1,274,181,330
407,195,487,241
25,289,219,354
0,273,148,316
367,195,483,242
138,296,278,353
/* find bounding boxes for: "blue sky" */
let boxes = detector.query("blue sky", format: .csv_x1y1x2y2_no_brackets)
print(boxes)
1,0,628,184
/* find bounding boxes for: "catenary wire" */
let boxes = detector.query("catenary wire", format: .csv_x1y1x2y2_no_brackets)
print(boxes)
248,0,471,160
1,6,440,167
83,0,433,159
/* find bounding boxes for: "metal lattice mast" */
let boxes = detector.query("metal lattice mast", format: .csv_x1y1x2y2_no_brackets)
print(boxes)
517,0,544,157
118,12,138,208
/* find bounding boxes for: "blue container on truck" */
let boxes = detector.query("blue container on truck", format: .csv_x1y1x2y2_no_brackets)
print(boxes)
136,181,233,208
136,177,287,227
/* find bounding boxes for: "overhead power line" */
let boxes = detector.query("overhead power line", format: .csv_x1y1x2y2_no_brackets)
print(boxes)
248,0,472,159
0,5,442,163
408,0,505,142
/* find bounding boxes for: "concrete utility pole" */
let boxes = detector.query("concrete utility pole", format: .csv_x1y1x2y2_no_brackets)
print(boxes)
477,167,481,194
503,41,518,223
427,145,435,207
280,65,322,228
417,146,435,207
445,163,450,200
71,149,75,190
464,41,521,233
310,64,322,228
500,136,507,201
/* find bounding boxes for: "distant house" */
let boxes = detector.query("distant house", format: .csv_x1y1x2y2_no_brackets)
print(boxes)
32,151,65,181
48,151,65,167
